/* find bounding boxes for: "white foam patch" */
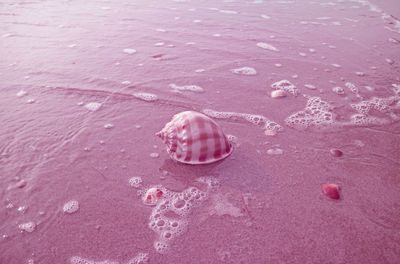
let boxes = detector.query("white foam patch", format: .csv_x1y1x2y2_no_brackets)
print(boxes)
17,90,28,97
84,102,102,111
349,94,400,125
345,82,361,98
219,10,238,14
147,184,210,254
332,86,345,95
304,84,316,90
202,109,282,131
126,253,149,264
231,67,257,76
267,148,284,155
19,222,35,233
209,193,242,217
270,80,298,96
71,253,148,264
285,96,335,129
123,49,136,54
261,14,270,19
256,42,279,51
133,92,158,102
169,83,204,93
129,177,142,188
63,200,79,214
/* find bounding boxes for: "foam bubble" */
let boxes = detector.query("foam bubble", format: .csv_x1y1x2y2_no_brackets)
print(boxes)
231,67,257,76
355,71,365,76
385,58,394,64
127,253,149,264
345,82,360,97
129,177,142,188
203,109,282,131
63,200,79,214
150,152,160,158
219,10,238,14
84,102,102,111
210,193,242,217
70,256,119,264
146,185,209,254
154,42,164,47
299,52,307,57
285,96,335,129
169,83,204,93
19,222,35,233
332,86,345,95
267,148,284,155
133,92,158,102
256,42,279,51
270,80,298,96
121,80,131,85
104,124,114,129
17,90,27,97
331,64,341,68
261,14,270,19
304,84,316,90
123,49,137,54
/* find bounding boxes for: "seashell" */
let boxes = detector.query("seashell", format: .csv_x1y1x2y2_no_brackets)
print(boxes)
322,184,340,200
143,188,164,206
156,111,233,164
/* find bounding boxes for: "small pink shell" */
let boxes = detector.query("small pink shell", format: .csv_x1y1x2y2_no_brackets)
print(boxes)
143,188,164,206
156,111,233,164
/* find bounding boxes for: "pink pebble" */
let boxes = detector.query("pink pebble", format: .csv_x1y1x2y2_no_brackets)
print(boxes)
270,90,286,98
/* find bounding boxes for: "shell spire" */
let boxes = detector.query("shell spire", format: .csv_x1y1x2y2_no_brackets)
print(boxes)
156,111,233,164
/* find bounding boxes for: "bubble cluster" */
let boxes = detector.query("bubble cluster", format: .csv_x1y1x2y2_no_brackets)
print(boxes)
169,83,204,93
70,256,118,264
133,92,158,102
270,80,298,96
126,253,149,264
349,93,400,125
285,96,335,129
345,82,360,97
19,222,36,233
84,102,102,112
256,42,279,51
231,67,257,76
202,109,283,131
129,177,142,188
148,186,208,254
63,200,79,214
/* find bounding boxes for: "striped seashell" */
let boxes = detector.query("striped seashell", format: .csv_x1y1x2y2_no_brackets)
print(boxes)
156,111,233,164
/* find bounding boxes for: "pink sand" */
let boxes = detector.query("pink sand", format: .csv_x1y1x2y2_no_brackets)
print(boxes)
1,0,400,263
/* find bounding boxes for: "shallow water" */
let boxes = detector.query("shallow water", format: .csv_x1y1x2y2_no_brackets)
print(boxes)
1,0,400,263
